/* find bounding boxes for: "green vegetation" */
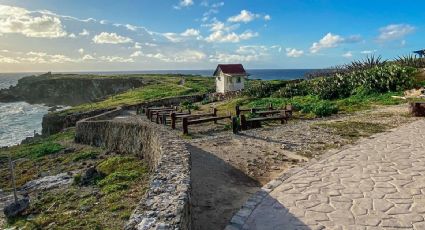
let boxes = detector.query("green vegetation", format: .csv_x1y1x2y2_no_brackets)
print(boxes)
0,129,150,229
313,121,388,140
61,75,214,114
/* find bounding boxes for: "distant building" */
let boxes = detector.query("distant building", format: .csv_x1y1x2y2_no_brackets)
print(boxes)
413,50,425,58
214,64,248,93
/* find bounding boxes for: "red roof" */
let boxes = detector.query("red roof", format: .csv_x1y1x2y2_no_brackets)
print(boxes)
214,64,247,76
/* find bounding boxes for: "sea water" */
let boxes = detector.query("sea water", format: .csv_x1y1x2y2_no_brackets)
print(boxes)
0,74,49,147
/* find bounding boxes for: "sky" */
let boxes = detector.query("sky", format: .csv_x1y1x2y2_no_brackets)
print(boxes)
0,0,423,72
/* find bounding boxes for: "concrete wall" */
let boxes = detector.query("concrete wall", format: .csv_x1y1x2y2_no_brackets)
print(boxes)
75,112,192,230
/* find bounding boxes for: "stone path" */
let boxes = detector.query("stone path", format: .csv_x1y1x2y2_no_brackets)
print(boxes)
228,119,425,230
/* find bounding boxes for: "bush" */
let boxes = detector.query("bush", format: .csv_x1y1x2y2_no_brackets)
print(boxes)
291,96,338,117
244,81,287,98
274,81,309,98
277,64,416,100
72,151,98,162
32,142,64,158
180,100,199,111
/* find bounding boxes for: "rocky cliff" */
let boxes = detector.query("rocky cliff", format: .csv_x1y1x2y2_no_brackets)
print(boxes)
0,73,149,106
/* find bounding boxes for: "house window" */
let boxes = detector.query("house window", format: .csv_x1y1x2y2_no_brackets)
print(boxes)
236,77,241,83
217,76,221,81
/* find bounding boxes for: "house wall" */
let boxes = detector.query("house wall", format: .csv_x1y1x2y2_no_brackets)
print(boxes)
215,70,245,93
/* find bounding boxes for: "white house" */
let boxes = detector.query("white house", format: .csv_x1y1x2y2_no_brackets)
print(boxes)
214,64,248,93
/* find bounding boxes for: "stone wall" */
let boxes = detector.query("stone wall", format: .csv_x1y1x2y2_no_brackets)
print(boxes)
43,94,206,135
75,113,191,230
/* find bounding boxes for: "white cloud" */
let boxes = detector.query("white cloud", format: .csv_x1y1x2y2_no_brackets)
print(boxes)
144,42,157,47
79,29,90,36
310,33,344,53
0,55,19,63
145,49,206,62
228,10,260,23
181,28,200,37
92,32,133,44
134,42,142,49
68,33,76,38
99,56,134,63
174,0,194,9
82,54,95,60
286,48,304,58
360,50,377,54
206,30,258,43
209,52,261,63
130,51,143,57
23,51,77,63
342,51,353,58
264,15,271,21
377,24,415,42
310,33,361,53
0,4,67,38
78,48,84,54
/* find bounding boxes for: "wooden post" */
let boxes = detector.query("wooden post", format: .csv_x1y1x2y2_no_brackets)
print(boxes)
183,117,189,135
251,108,257,114
240,114,247,130
162,113,167,125
155,112,160,124
232,116,239,134
269,103,273,110
171,112,176,129
8,155,18,203
212,108,217,117
236,105,240,116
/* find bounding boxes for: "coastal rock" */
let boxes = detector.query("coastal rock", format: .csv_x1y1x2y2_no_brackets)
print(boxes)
3,198,29,219
21,172,75,192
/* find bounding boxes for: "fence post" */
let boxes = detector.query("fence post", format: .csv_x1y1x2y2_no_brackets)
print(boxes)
235,105,240,116
240,114,247,130
8,155,18,203
183,117,189,135
212,108,217,117
171,112,176,129
232,116,239,134
155,112,160,124
269,103,273,110
162,113,167,125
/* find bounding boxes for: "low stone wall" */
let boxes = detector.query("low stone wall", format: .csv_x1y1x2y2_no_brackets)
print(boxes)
43,94,206,135
75,114,191,230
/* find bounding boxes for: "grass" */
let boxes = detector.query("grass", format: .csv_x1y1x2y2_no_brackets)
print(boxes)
1,129,150,229
202,91,404,119
59,76,214,114
313,121,389,140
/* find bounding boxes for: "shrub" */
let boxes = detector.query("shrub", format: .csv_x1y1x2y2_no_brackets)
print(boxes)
180,100,199,111
72,151,98,162
32,142,64,158
274,81,309,98
396,55,425,68
244,81,287,98
355,64,416,94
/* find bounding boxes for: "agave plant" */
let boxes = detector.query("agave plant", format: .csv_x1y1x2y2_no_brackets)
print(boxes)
345,55,387,72
396,54,425,68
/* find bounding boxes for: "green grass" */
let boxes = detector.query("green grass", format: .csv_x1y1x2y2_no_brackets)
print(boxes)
1,130,150,229
208,91,405,118
313,121,389,140
61,76,214,114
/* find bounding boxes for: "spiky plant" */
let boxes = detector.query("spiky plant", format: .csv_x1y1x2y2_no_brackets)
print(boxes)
396,54,425,68
345,55,387,72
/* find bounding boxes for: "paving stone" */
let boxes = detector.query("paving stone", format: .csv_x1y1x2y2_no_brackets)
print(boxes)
234,120,425,230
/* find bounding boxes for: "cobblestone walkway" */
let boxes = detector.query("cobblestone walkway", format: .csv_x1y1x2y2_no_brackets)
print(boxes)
231,119,425,230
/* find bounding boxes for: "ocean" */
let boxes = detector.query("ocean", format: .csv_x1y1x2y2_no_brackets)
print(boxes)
0,69,312,147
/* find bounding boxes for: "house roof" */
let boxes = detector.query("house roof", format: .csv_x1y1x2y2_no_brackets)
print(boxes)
214,64,247,76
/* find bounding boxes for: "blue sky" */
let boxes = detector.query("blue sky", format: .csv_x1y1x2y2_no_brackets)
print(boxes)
0,0,423,72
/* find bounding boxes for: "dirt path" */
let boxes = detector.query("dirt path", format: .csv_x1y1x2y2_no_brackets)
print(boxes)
188,144,260,230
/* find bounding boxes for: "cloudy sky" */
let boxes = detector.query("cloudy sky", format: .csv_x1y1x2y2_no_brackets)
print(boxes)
0,0,423,72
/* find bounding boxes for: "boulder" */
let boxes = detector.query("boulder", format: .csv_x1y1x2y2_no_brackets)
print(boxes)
3,198,29,218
